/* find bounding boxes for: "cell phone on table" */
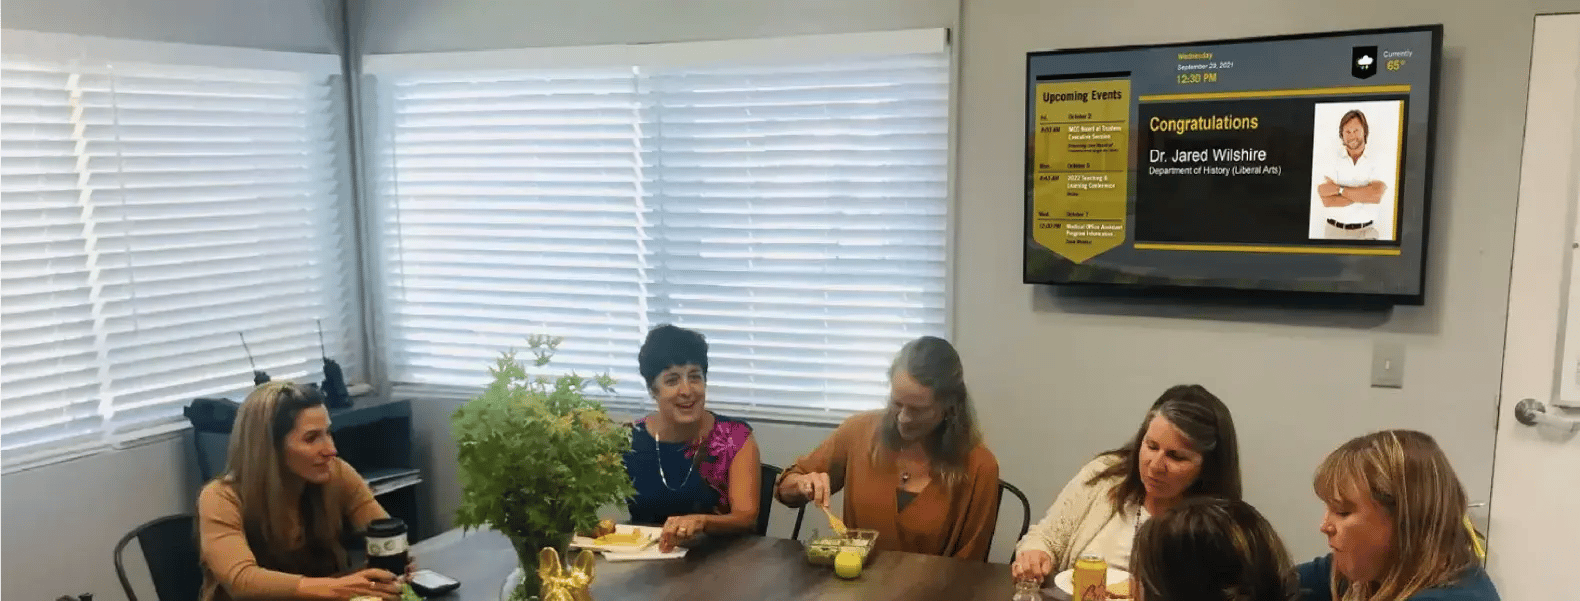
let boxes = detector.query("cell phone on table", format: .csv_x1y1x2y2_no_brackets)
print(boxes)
408,569,461,597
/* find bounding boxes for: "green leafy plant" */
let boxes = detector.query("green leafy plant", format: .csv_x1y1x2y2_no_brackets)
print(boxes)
450,335,635,601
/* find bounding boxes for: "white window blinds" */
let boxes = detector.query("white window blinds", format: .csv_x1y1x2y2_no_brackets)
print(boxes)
367,30,950,421
643,54,950,416
368,68,651,390
0,33,354,466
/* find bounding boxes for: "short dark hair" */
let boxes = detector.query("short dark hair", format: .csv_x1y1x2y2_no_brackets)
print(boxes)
1091,384,1242,510
1131,496,1296,601
1339,109,1369,141
637,324,709,390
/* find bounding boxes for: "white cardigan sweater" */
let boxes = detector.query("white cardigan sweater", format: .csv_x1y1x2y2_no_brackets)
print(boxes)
1013,454,1129,574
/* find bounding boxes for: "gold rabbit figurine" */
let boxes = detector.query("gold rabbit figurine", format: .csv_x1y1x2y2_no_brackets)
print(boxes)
538,546,597,601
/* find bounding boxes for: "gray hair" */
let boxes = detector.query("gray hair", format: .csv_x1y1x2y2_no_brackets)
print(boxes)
876,336,982,487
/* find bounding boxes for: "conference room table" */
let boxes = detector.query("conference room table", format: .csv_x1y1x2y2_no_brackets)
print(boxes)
412,528,1021,601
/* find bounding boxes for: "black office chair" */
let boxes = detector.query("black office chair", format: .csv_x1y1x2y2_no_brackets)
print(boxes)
115,514,202,601
986,479,1033,562
756,463,782,536
760,463,810,540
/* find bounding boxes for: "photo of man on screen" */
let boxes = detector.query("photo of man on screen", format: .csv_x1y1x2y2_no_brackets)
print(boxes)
1308,102,1402,241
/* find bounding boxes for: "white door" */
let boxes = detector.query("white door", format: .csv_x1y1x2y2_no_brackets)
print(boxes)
1487,13,1580,600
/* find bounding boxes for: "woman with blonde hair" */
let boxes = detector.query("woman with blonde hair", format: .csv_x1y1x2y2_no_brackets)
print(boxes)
198,381,408,601
1297,430,1499,601
775,336,1000,560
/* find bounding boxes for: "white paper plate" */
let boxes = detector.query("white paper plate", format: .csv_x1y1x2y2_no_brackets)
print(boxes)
1053,567,1132,598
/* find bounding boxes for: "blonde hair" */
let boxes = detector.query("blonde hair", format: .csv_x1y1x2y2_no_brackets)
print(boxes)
221,381,345,574
1313,430,1480,601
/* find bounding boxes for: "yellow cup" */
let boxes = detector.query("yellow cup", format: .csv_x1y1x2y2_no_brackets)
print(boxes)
834,548,862,579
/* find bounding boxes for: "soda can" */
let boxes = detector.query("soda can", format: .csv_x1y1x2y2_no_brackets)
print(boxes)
1072,553,1107,601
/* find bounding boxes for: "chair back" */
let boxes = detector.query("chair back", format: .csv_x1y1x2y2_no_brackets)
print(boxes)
988,479,1033,562
761,463,810,540
114,514,202,601
757,464,782,536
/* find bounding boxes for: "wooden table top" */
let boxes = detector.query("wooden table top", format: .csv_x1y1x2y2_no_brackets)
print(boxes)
414,529,1018,601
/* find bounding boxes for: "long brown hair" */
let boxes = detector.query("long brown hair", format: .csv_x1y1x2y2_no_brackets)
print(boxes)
873,336,982,488
1090,384,1241,511
1132,496,1297,601
221,381,345,575
1313,430,1479,601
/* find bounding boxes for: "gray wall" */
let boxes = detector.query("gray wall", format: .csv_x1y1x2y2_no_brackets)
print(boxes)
2,434,204,601
353,0,957,54
957,0,1580,558
0,1,345,600
1,0,345,53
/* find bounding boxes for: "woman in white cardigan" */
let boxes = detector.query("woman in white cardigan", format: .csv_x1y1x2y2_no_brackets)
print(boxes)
1010,384,1243,585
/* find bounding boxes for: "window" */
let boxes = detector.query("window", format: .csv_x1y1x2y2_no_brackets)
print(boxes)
0,32,356,467
366,30,950,421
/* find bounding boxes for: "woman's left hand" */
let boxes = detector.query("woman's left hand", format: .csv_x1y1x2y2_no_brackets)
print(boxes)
659,515,708,552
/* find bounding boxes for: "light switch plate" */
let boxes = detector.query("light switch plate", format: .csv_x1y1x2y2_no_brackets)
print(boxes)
1371,341,1405,388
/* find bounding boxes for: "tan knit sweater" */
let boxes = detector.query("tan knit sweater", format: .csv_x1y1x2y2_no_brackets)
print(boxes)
198,458,386,601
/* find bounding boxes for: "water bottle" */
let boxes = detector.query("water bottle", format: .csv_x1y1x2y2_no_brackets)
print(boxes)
1011,578,1041,601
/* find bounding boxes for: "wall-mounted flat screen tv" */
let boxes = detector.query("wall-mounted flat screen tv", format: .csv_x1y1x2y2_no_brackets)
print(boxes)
1024,25,1442,305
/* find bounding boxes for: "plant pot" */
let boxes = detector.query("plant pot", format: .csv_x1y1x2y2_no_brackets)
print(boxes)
502,532,573,601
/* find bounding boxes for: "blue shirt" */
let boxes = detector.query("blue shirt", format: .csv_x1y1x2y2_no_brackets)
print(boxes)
1296,555,1500,601
623,421,721,525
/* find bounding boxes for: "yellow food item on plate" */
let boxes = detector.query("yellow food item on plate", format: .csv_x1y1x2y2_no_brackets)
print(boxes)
1107,578,1132,599
593,531,646,546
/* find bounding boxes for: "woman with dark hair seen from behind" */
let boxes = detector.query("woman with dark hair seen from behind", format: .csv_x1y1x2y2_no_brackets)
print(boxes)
1297,430,1498,601
775,336,1000,560
1128,496,1296,601
1012,384,1242,585
624,324,762,552
197,381,409,601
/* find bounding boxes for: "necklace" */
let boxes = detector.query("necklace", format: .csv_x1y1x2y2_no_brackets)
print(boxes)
898,444,926,485
648,422,696,492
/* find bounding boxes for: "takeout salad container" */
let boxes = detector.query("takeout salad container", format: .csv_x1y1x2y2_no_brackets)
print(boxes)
804,528,879,566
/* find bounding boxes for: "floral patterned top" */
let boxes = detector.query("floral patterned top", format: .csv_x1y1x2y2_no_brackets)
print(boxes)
623,412,752,524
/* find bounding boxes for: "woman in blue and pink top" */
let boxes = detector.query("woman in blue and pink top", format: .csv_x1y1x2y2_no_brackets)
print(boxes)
623,324,762,552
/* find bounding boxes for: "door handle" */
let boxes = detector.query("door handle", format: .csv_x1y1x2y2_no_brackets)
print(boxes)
1514,398,1580,432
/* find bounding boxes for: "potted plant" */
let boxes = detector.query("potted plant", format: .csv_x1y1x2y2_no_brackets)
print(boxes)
450,335,636,601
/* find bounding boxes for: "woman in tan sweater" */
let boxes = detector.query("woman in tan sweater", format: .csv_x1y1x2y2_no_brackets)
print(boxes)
198,381,405,601
775,336,1000,561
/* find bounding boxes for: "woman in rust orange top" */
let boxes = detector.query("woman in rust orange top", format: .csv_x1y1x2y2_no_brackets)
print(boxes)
774,336,1000,560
